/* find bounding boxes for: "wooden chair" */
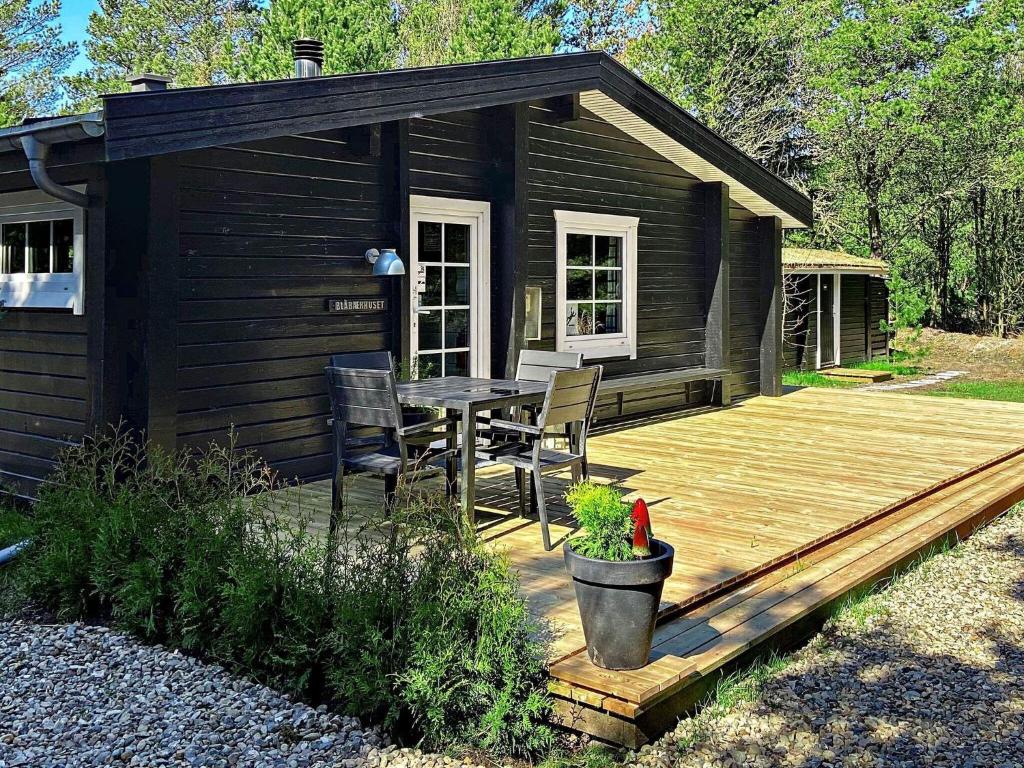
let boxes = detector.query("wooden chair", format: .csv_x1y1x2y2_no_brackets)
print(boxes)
325,364,453,537
479,366,602,551
479,349,584,443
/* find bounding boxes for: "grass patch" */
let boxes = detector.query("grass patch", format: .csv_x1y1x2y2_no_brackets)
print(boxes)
846,358,921,376
925,379,1024,403
538,745,625,768
0,506,33,550
782,371,858,388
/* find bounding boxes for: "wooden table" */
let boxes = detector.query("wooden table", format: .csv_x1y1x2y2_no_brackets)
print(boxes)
397,376,548,519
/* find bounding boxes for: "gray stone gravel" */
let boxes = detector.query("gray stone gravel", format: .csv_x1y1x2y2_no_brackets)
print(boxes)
0,620,414,768
630,505,1024,768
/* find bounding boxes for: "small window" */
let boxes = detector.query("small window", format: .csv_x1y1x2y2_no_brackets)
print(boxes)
0,193,84,314
1,220,75,276
555,210,638,359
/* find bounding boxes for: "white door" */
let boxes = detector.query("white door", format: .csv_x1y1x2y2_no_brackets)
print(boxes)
409,196,490,379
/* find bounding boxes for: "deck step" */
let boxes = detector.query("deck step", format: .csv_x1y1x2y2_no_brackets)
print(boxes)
548,449,1024,748
819,367,892,383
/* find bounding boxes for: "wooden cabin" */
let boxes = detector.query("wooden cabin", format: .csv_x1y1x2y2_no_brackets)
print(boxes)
782,248,889,371
0,51,812,498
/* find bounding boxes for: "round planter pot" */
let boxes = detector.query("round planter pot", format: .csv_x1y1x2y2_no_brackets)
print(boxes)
563,539,675,670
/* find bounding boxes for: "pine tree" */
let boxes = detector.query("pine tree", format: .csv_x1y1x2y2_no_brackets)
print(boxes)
65,0,258,111
232,0,399,81
0,0,76,125
448,0,560,63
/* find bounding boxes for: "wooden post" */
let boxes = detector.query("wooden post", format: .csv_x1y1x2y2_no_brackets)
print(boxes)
84,166,108,434
501,102,530,379
758,216,784,396
382,120,411,373
143,154,180,451
702,182,731,405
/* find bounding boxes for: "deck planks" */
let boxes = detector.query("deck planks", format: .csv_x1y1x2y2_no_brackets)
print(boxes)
271,387,1024,745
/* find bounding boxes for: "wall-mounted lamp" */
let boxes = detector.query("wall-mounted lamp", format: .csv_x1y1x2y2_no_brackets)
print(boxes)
364,248,405,276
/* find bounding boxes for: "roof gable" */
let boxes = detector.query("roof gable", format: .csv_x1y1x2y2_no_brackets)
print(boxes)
98,52,811,227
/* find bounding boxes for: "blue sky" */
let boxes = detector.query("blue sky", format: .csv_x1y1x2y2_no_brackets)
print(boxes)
59,2,100,74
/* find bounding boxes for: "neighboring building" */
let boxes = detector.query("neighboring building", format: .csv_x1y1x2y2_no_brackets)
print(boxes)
782,248,889,371
0,49,813,497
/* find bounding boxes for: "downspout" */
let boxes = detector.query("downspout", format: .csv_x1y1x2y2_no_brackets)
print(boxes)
21,135,89,208
0,113,105,208
0,539,30,567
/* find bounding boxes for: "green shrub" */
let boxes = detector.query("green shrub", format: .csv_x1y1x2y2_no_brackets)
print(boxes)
565,482,635,561
4,428,552,758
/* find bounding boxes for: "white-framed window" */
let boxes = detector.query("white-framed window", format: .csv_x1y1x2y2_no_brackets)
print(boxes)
0,188,86,314
554,209,638,360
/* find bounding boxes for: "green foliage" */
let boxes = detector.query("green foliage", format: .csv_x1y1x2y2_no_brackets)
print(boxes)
0,504,33,550
0,0,76,126
230,0,398,81
448,0,560,63
626,0,817,174
4,428,552,758
925,379,1024,403
65,0,259,111
565,482,635,561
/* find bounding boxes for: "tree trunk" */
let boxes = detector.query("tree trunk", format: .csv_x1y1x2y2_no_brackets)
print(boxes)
865,156,884,260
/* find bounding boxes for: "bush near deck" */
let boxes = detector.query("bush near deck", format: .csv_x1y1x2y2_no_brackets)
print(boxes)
0,430,552,758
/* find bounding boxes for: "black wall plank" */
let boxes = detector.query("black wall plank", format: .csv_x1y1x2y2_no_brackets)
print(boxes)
525,103,709,414
174,129,395,480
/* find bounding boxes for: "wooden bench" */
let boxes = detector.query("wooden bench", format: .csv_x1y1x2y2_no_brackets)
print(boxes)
597,367,731,417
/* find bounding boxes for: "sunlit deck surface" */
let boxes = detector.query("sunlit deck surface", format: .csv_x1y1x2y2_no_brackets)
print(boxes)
272,387,1024,746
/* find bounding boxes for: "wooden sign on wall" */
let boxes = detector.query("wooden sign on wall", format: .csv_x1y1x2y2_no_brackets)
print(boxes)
326,298,388,313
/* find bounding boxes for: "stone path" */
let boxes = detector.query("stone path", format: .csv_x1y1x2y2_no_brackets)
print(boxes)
863,369,966,391
630,504,1024,768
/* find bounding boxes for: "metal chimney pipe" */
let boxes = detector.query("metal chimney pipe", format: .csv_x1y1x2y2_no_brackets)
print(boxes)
292,38,324,78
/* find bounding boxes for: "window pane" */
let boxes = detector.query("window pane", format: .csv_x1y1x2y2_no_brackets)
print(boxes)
418,310,442,351
416,353,442,379
566,233,592,266
445,309,470,347
445,223,469,263
445,351,470,377
421,265,442,306
594,303,621,334
2,223,25,274
594,269,621,300
566,269,592,301
53,219,73,273
27,221,50,273
595,236,622,267
445,265,470,305
566,302,596,337
418,221,442,261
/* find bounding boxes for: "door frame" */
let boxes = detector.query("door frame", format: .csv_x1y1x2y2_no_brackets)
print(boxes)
408,195,491,378
815,272,842,369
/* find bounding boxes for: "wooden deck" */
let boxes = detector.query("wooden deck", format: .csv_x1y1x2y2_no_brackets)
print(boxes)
275,387,1024,746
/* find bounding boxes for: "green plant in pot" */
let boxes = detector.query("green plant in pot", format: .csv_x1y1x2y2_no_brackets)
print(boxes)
563,483,674,670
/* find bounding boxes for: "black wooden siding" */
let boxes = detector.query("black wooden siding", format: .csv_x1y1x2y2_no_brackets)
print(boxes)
0,153,103,498
839,275,867,365
0,311,89,495
409,111,495,201
728,214,763,397
523,103,716,417
175,130,394,481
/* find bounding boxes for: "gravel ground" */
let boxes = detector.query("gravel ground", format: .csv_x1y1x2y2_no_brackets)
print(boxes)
631,505,1024,768
0,621,482,768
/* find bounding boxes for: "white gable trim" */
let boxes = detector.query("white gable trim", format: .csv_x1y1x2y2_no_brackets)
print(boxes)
579,90,806,229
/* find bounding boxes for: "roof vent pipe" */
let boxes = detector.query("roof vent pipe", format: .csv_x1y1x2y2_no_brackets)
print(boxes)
127,73,172,92
293,38,324,78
